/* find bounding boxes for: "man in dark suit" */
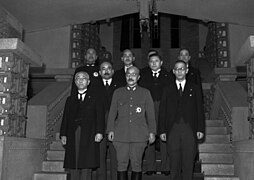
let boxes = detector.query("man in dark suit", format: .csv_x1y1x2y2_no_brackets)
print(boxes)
158,60,205,180
169,49,202,90
114,49,135,87
71,48,100,96
60,71,105,180
96,61,119,180
139,53,171,176
107,66,156,180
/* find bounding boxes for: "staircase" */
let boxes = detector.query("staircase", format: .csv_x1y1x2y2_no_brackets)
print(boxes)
33,134,203,180
200,119,239,180
33,118,238,180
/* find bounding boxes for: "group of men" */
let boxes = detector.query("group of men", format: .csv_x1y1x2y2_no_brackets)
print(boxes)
60,47,205,180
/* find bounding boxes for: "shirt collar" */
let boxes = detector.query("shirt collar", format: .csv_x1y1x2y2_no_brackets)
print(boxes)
103,78,112,85
86,63,95,67
175,79,186,90
78,89,87,94
152,69,161,74
124,65,133,72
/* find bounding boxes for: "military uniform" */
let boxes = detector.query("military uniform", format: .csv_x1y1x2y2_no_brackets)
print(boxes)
107,85,156,172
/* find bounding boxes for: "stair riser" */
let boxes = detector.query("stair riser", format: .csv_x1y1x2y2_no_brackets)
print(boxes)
34,173,68,180
206,120,224,127
202,164,234,176
206,127,227,135
204,177,239,180
43,161,65,172
199,144,232,153
50,141,65,151
200,153,233,163
47,151,65,161
205,135,230,144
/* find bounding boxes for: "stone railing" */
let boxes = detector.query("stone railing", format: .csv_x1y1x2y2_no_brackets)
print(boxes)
210,81,249,142
27,81,71,159
236,35,254,139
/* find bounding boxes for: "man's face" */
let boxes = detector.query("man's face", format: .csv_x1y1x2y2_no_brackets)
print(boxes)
178,49,191,63
173,61,188,81
85,48,97,64
99,62,114,80
75,72,90,90
126,67,140,86
148,55,163,71
121,49,135,66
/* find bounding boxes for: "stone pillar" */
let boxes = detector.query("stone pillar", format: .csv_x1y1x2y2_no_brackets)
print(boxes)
0,38,42,137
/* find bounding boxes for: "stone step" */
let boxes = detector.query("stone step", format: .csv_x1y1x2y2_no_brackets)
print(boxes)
202,164,235,176
199,153,233,163
199,143,232,153
205,135,230,144
42,160,65,172
204,175,239,180
142,172,204,180
206,127,227,135
47,150,65,161
50,141,64,151
206,120,224,127
33,172,68,180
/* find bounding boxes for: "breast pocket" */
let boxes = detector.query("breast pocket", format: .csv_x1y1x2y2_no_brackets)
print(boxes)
117,101,127,116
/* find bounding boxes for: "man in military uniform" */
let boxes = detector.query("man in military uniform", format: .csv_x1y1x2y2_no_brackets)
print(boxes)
107,66,156,180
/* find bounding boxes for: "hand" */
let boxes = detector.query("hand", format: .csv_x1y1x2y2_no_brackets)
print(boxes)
61,136,67,145
197,132,204,140
108,131,114,141
95,133,103,142
148,133,155,144
160,133,166,141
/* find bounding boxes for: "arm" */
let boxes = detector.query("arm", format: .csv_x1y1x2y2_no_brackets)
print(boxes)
60,97,70,145
196,85,205,139
106,90,119,141
158,88,168,141
145,90,156,144
95,93,105,142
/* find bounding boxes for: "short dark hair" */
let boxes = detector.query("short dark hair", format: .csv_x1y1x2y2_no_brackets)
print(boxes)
148,54,162,61
174,60,187,67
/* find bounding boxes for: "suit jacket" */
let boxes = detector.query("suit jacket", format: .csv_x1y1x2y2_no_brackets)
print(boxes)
139,67,171,101
158,81,205,137
114,68,127,87
107,86,156,142
96,77,120,112
60,88,105,169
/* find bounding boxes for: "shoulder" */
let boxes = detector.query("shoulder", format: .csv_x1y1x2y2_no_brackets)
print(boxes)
137,86,150,94
114,87,126,95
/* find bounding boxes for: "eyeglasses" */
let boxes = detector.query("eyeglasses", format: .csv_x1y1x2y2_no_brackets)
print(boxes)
174,67,186,72
126,73,138,77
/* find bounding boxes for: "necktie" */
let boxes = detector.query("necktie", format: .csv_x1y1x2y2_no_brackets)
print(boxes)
179,83,183,96
105,80,109,90
78,91,86,101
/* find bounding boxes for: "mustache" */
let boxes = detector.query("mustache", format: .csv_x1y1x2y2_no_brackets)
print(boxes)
127,78,134,82
104,72,110,75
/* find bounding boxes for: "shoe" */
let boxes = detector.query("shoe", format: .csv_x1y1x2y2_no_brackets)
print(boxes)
144,171,155,176
161,171,170,176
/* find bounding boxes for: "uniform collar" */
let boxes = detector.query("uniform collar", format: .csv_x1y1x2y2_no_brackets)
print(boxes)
127,85,137,91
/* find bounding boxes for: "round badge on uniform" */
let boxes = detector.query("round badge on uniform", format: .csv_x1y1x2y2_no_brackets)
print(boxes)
93,72,99,77
136,107,142,113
